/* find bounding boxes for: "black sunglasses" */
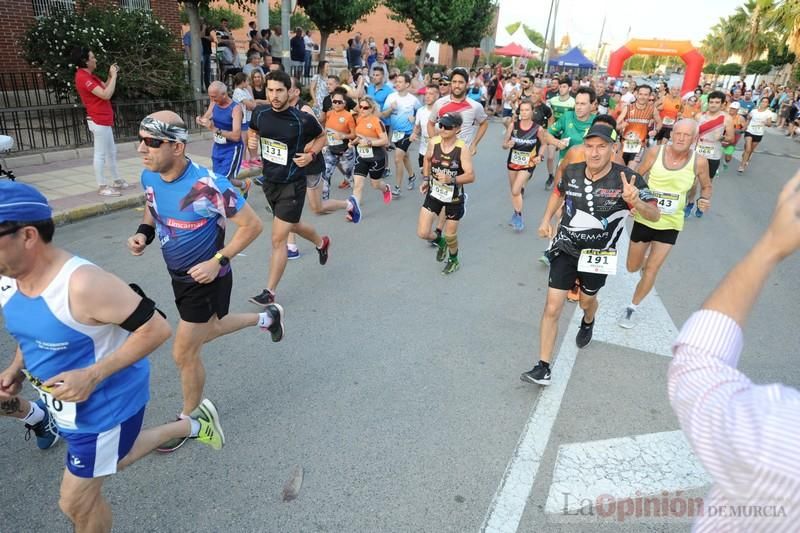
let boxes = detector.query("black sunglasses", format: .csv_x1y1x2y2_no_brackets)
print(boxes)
138,135,171,148
359,105,371,110
439,81,450,86
0,225,23,238
332,100,345,104
438,123,456,130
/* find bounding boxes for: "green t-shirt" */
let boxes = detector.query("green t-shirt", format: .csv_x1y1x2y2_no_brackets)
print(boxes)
547,95,575,122
548,111,596,158
700,94,709,112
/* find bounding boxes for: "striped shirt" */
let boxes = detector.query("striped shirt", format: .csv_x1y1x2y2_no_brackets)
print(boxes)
669,310,800,532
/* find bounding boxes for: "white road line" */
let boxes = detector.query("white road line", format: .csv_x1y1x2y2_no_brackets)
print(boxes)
544,430,709,515
481,231,680,532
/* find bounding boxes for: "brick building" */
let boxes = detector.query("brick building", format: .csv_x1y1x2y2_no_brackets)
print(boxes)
1,0,182,73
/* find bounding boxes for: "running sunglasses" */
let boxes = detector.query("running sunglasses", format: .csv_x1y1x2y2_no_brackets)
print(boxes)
439,81,450,86
332,99,345,104
438,122,457,130
359,105,371,110
138,135,171,148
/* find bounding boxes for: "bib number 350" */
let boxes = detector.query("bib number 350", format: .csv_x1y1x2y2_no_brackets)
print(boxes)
578,249,618,275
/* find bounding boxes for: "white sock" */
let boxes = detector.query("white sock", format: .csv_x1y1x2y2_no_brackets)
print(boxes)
189,418,201,437
257,311,273,329
628,303,638,311
346,200,353,211
287,243,298,252
22,402,45,425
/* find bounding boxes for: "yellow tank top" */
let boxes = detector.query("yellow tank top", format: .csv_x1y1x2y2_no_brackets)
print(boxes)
635,145,696,232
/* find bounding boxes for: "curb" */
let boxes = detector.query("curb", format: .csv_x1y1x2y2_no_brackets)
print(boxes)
53,194,145,226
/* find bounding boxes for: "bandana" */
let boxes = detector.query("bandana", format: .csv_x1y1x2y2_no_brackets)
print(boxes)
0,181,52,223
139,116,189,143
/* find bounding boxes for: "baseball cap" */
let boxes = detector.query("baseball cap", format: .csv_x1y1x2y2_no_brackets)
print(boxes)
729,101,741,109
0,181,52,224
583,123,618,143
438,112,463,129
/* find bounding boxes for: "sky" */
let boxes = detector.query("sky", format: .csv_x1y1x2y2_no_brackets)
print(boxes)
497,0,740,52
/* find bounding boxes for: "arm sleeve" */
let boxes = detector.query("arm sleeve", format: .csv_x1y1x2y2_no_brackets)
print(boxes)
634,173,656,203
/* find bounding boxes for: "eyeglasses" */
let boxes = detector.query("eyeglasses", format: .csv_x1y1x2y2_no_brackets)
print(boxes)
0,225,23,238
359,105,371,110
138,135,171,148
332,100,345,104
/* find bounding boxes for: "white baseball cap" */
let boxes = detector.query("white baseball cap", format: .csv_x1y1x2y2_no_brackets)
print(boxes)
729,101,741,109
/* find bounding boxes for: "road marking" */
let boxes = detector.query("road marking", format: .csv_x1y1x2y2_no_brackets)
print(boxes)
481,231,681,532
544,430,710,515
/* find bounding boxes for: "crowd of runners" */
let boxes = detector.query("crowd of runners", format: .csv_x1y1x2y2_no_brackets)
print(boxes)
1,45,795,531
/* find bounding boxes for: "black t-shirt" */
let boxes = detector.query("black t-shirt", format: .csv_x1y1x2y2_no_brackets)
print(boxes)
252,86,266,100
597,93,611,112
545,89,559,100
532,102,552,127
554,162,655,257
290,35,305,61
322,94,357,113
250,105,323,183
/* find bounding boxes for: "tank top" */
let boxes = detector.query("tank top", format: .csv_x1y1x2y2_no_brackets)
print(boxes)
623,103,654,146
252,86,266,100
429,136,465,204
0,257,150,433
660,96,681,125
507,120,540,168
696,113,726,160
211,100,242,148
746,109,772,136
635,146,695,232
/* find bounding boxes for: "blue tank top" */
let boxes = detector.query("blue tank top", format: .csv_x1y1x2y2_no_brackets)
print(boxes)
212,100,243,151
0,257,150,434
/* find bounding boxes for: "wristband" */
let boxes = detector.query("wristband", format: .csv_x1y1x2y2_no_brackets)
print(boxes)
137,224,155,245
423,176,431,182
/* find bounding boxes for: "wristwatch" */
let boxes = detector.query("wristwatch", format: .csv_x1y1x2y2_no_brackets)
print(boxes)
213,252,230,266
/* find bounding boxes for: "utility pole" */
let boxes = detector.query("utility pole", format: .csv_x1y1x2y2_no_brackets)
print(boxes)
541,0,555,71
547,0,559,64
281,0,291,72
595,15,606,64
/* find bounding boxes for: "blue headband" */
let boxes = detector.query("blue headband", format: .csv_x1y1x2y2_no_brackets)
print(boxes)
0,181,52,223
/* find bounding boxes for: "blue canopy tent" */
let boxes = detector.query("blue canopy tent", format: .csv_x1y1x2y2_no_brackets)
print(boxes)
547,47,596,76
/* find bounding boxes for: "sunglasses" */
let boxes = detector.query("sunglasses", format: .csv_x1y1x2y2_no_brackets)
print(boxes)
0,225,23,238
138,135,171,148
438,123,456,130
332,100,345,104
359,105,371,110
439,82,450,86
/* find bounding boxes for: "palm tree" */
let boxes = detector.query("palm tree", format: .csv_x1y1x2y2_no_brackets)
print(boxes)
768,0,800,55
733,0,777,71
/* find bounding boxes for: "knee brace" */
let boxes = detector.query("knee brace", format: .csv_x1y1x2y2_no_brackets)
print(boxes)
444,233,458,252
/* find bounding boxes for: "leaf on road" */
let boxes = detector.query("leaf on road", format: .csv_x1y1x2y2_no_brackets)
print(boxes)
282,465,304,502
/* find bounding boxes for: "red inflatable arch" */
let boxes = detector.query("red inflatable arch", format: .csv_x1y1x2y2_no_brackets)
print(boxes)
607,39,704,95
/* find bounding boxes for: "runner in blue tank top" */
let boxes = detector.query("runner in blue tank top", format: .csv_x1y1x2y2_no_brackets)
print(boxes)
0,181,224,531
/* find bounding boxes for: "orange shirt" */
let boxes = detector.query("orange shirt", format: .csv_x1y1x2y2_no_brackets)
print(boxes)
355,115,385,139
681,102,700,119
623,103,655,142
325,109,356,134
660,95,681,124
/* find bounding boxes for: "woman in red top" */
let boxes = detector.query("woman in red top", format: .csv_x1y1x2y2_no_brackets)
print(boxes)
71,47,127,197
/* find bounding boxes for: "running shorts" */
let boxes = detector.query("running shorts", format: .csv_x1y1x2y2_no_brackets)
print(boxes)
172,271,233,323
354,157,387,180
708,158,721,180
262,179,307,223
423,193,465,221
630,220,679,246
392,133,413,153
547,251,607,296
211,143,245,181
744,132,763,143
654,126,672,142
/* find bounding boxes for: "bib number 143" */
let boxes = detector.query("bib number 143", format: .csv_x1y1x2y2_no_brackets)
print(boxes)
578,249,618,275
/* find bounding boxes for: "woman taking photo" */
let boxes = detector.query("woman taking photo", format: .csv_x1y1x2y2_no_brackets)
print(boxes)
72,46,127,197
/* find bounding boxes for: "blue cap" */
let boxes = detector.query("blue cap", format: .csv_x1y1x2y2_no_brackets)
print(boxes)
0,181,52,223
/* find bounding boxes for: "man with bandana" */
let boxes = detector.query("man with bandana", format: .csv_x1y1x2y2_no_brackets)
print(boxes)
127,111,285,453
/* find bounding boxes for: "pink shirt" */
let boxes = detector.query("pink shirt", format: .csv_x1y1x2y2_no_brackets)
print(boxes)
669,310,800,532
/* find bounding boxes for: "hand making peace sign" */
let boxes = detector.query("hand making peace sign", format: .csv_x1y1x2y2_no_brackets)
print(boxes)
621,171,639,206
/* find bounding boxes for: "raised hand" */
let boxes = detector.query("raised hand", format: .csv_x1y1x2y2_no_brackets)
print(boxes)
621,171,639,205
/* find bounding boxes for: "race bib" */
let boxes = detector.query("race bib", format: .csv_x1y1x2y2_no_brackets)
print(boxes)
695,143,715,158
326,131,343,146
561,137,571,148
578,249,618,275
23,369,77,430
749,124,764,136
213,132,227,145
391,130,405,143
356,145,374,159
623,138,641,154
430,177,455,202
260,138,288,166
662,116,675,126
652,190,680,215
510,149,532,166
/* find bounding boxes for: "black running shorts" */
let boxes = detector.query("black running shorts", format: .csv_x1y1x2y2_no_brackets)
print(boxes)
548,251,607,296
423,193,465,220
172,272,233,323
262,179,306,224
630,220,679,245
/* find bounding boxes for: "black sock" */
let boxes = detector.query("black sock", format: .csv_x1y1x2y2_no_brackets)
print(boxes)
514,210,522,216
539,360,550,368
548,173,554,179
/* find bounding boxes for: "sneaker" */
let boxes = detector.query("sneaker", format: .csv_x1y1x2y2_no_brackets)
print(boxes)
695,207,704,218
317,235,330,265
617,306,636,329
436,237,447,262
520,362,551,385
98,186,121,197
347,195,361,223
384,167,392,178
24,400,59,450
238,178,252,199
254,176,265,187
240,160,252,170
249,288,275,306
338,179,351,189
538,253,550,267
508,213,517,226
156,420,188,453
112,179,130,189
442,256,460,274
545,175,554,190
683,203,694,218
511,213,524,232
287,247,300,260
382,184,392,205
392,185,401,198
576,317,595,348
429,229,442,248
407,174,416,190
192,399,225,451
261,303,285,342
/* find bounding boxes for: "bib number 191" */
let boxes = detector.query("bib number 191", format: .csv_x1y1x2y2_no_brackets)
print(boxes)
578,249,618,275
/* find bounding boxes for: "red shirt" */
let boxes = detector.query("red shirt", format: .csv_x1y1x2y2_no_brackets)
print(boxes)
75,69,114,126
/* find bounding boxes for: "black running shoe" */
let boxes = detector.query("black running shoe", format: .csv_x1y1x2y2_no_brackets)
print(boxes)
576,318,595,348
317,236,330,265
249,289,275,306
520,362,551,385
262,303,285,342
545,174,555,189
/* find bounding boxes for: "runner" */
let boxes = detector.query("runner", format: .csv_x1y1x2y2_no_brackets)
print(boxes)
344,95,393,223
196,81,250,197
595,80,611,115
617,119,713,328
521,123,659,385
544,78,576,188
655,85,681,144
130,111,283,452
415,113,475,275
616,84,661,169
381,73,421,196
737,89,756,118
0,394,59,449
411,84,440,245
684,91,734,218
366,67,395,151
738,96,774,173
722,101,746,170
547,86,597,166
503,99,566,231
246,71,331,305
322,90,358,196
501,73,521,126
0,181,225,531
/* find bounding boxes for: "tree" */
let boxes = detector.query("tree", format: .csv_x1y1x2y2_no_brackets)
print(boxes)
505,22,521,35
385,0,462,65
746,59,772,74
269,5,314,31
731,0,777,73
523,26,545,48
179,5,244,30
703,63,719,75
718,63,742,76
297,0,378,61
767,43,795,67
440,0,496,67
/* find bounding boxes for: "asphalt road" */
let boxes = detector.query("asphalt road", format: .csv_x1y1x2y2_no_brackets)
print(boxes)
1,122,799,533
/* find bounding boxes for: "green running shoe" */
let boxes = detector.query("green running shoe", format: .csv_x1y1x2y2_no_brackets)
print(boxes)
442,257,460,275
435,237,447,262
192,399,225,450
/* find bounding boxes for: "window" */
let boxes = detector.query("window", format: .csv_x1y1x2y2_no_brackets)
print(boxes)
120,0,151,11
32,0,74,17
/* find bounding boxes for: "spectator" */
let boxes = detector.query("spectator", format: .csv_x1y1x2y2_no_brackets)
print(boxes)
309,60,329,119
347,38,362,69
248,30,265,56
242,52,264,76
201,24,213,90
395,42,405,61
260,29,272,56
371,52,390,81
269,26,283,65
304,30,315,78
217,18,231,40
472,47,480,69
290,27,305,77
217,39,242,81
383,38,391,59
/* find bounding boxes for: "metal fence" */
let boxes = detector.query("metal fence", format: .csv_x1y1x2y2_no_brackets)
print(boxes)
0,99,208,155
0,72,67,108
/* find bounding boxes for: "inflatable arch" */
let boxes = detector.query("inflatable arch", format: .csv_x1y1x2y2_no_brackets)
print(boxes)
607,39,704,95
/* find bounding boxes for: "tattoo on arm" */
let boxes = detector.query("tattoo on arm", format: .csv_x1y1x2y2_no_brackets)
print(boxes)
1,397,22,415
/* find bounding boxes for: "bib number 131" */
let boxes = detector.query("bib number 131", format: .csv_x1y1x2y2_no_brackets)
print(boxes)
578,249,618,275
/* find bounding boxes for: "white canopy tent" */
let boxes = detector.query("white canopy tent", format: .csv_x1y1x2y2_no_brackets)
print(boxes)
494,24,515,47
509,25,542,54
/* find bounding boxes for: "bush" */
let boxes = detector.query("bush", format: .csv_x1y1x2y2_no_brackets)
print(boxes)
180,6,244,30
21,5,189,102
